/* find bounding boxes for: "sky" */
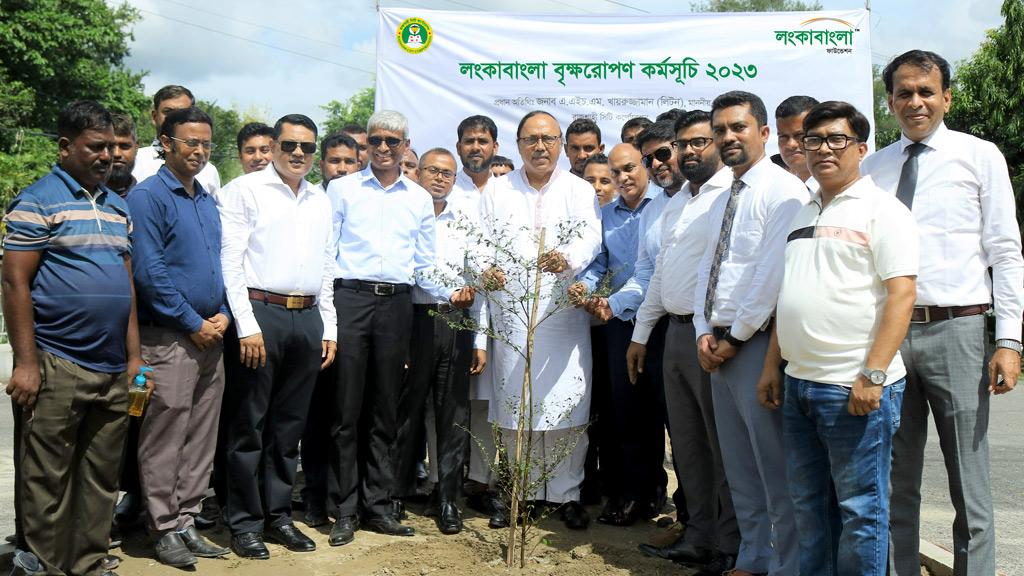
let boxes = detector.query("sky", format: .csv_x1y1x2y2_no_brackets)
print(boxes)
120,0,1006,127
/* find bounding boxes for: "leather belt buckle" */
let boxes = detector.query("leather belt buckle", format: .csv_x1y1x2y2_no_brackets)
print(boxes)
373,282,395,296
911,306,930,324
286,294,306,309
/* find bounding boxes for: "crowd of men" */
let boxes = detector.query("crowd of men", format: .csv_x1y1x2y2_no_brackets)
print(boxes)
2,48,1019,576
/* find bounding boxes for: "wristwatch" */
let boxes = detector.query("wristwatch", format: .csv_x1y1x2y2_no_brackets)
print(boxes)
995,339,1023,355
860,367,887,386
723,330,745,349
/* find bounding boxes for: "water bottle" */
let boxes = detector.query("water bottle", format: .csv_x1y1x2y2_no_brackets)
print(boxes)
128,366,153,417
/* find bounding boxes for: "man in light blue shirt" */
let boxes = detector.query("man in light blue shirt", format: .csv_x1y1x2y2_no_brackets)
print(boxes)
325,110,472,547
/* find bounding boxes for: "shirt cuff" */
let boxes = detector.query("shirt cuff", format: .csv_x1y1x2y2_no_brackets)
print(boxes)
474,332,488,350
995,318,1023,342
631,322,654,345
322,323,337,342
693,316,711,339
235,312,261,339
729,318,759,342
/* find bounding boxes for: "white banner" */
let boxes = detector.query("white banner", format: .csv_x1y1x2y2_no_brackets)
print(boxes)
376,8,873,166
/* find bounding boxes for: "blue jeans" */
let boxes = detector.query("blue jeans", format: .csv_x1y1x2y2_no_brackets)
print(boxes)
783,376,905,576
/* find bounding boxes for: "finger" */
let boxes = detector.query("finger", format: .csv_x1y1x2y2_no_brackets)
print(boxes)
258,344,267,368
5,382,13,396
988,359,998,391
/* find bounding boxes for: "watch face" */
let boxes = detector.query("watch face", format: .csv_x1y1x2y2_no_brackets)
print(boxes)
869,370,886,385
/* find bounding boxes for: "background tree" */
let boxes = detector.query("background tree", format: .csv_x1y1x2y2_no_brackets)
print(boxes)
946,0,1023,223
321,87,375,135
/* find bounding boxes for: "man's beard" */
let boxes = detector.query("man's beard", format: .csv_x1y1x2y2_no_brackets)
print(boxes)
107,164,134,191
681,156,719,186
461,153,493,174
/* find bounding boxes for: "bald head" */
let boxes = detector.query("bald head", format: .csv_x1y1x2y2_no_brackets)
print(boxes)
608,143,648,208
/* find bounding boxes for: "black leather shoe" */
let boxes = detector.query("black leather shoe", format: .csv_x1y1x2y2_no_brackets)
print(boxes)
596,497,624,525
154,532,198,567
231,532,269,560
114,492,143,527
694,551,737,575
365,516,415,536
328,516,356,547
488,503,509,529
438,501,463,535
304,504,328,528
638,539,712,564
391,499,408,520
560,501,589,530
465,490,499,516
180,526,229,558
265,523,316,552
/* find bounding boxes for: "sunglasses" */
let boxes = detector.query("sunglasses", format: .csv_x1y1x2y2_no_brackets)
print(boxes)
367,135,403,148
641,146,673,168
279,140,317,154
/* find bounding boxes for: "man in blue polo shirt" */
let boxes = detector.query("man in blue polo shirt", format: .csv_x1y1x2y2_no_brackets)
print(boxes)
128,106,231,567
2,100,150,576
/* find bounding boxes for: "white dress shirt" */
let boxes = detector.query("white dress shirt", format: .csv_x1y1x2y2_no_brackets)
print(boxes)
633,166,732,344
219,163,337,340
693,156,808,340
413,197,488,350
133,145,221,199
327,167,454,302
860,123,1024,341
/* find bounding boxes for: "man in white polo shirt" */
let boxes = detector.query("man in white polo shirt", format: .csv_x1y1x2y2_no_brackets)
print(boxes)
758,101,918,576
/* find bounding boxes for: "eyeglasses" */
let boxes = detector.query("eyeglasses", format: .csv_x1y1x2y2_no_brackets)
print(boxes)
801,134,861,151
641,146,673,168
671,137,713,152
517,135,561,148
279,140,317,154
367,135,403,148
169,136,215,151
423,166,455,180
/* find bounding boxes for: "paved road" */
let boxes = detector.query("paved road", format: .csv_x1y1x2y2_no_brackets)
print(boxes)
0,388,1018,573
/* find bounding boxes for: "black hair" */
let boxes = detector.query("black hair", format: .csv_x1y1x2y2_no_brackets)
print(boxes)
159,107,213,140
490,155,514,169
273,114,318,139
673,109,712,134
582,152,609,172
152,85,195,110
775,95,820,119
320,132,359,156
802,100,871,143
656,108,686,123
457,115,498,141
634,119,677,152
620,116,652,142
883,50,951,93
566,118,601,142
57,100,112,140
110,113,136,141
236,122,273,152
340,123,366,136
516,110,559,139
711,90,768,127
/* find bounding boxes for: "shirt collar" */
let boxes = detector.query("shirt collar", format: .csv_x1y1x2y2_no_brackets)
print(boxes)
734,154,773,190
899,122,948,154
156,164,208,199
516,165,562,193
259,162,314,198
357,165,410,192
612,191,652,214
810,174,874,205
52,164,114,200
697,166,734,196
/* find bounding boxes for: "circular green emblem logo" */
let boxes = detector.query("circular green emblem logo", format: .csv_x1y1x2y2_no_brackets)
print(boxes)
396,17,432,54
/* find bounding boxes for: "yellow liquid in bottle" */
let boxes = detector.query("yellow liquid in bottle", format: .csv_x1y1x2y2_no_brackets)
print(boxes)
128,387,148,417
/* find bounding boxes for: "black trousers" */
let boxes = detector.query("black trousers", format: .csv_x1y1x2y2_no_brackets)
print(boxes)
395,306,473,502
582,324,610,498
300,358,336,510
224,302,323,534
604,317,668,504
328,285,413,519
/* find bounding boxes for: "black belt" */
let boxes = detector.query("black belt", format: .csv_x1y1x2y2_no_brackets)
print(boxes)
414,302,459,314
335,279,411,296
670,313,694,324
910,304,989,324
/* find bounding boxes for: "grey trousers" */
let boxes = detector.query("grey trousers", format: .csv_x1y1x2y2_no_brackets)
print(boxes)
710,330,798,576
138,326,225,534
890,314,994,576
664,319,740,553
468,399,497,485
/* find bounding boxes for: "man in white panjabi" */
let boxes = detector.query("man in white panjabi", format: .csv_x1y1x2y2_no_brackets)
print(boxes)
479,110,601,530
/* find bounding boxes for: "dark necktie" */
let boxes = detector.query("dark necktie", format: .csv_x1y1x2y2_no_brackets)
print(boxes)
895,142,927,209
704,178,744,323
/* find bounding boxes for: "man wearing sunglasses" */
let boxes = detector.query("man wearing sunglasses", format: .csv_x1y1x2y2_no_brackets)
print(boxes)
219,113,338,559
326,110,470,546
133,85,221,199
633,110,740,575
